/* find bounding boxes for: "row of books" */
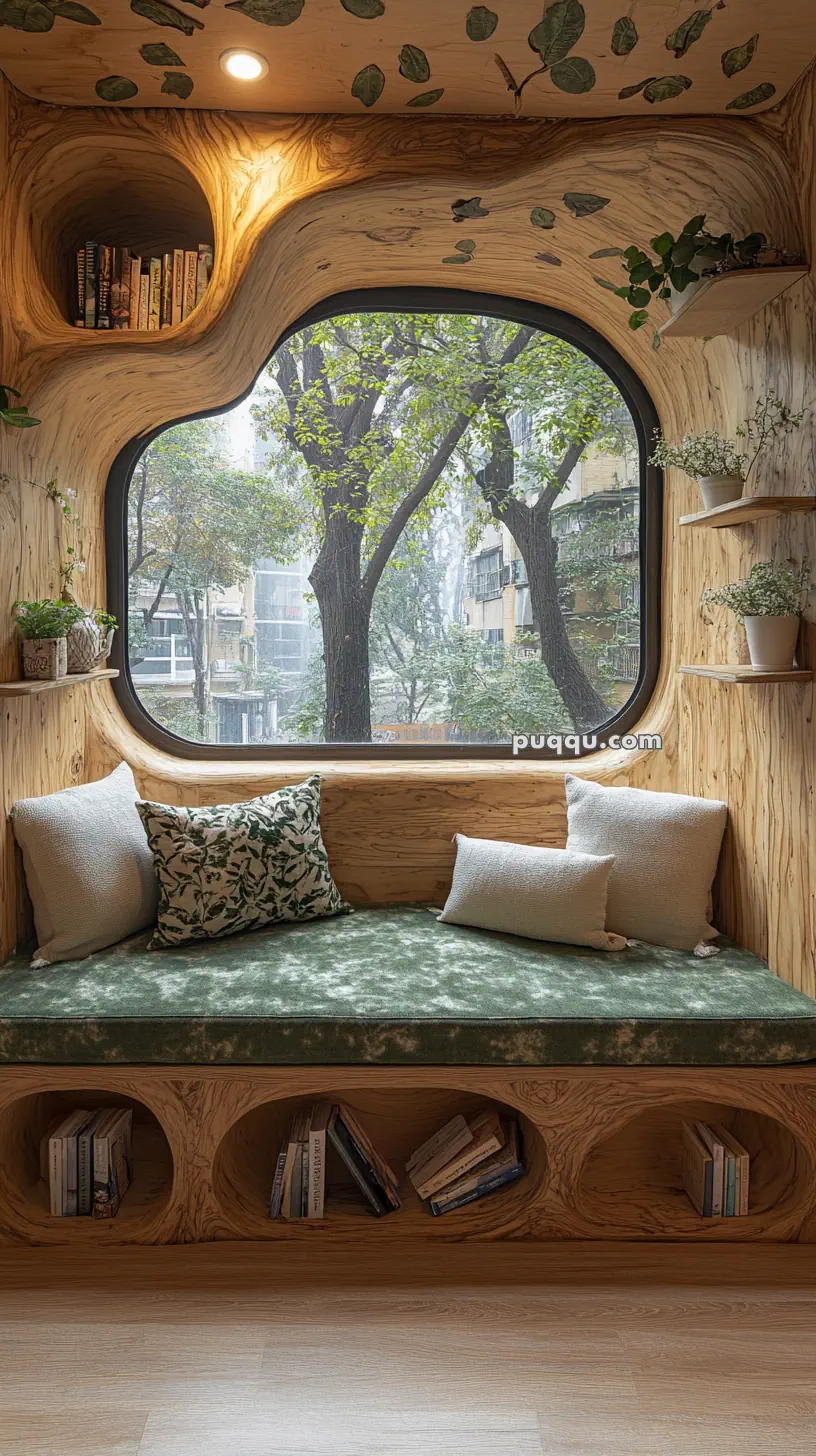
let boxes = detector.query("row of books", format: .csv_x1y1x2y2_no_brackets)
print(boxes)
406,1106,524,1216
681,1119,751,1218
270,1102,402,1219
74,241,213,331
41,1107,133,1219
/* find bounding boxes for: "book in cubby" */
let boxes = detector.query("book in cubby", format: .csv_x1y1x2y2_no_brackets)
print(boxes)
269,1101,402,1220
40,1106,133,1219
74,241,213,331
406,1106,525,1216
681,1119,751,1218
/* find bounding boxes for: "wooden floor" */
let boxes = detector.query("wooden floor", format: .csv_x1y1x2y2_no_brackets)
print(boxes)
2,1243,816,1455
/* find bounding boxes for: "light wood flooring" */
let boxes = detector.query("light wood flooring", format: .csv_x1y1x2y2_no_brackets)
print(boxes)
2,1243,816,1455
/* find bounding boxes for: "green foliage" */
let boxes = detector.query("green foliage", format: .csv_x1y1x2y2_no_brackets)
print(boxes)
0,385,40,430
439,629,567,741
651,393,806,483
703,559,811,621
605,214,769,330
13,599,85,639
139,687,212,741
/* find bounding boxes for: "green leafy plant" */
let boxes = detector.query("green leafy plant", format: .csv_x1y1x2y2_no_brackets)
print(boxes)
603,214,775,330
94,609,119,631
650,394,806,482
13,599,85,640
0,385,40,430
703,559,811,620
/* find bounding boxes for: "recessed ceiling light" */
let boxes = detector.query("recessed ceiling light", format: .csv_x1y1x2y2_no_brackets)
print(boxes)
220,49,269,82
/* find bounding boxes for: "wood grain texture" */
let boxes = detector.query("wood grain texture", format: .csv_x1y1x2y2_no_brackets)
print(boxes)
0,1063,815,1247
0,68,815,999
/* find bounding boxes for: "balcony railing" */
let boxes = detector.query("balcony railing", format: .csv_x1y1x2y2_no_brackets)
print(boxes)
600,644,640,682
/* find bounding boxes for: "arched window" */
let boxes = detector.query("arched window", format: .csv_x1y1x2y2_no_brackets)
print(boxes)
107,289,661,758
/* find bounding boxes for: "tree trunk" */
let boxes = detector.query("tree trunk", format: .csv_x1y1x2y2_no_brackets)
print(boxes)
309,516,372,742
180,589,209,741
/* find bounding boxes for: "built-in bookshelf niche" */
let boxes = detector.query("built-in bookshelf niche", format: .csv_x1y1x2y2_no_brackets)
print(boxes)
30,137,215,335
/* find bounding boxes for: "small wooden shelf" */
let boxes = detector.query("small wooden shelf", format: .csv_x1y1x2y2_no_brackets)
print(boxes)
0,668,118,697
679,664,811,684
680,495,816,530
660,266,808,338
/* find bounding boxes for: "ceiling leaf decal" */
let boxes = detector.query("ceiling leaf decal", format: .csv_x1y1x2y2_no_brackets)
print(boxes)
644,74,693,102
722,34,758,78
528,0,585,64
48,1,101,22
0,1,54,31
666,5,724,60
452,197,489,221
224,0,303,23
95,75,139,100
726,81,776,109
531,206,556,228
140,40,184,62
591,247,625,258
563,192,610,217
130,0,204,33
550,56,595,92
611,16,638,55
466,6,497,41
619,77,652,98
406,87,444,106
399,45,430,83
161,69,193,96
341,0,384,17
351,63,385,106
536,252,562,264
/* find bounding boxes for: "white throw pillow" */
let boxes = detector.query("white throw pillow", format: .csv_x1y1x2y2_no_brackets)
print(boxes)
437,833,625,950
11,762,159,966
565,774,727,951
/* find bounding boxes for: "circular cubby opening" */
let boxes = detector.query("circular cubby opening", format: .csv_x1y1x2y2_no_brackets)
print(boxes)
27,136,214,330
0,1088,174,1237
213,1087,545,1237
578,1098,807,1236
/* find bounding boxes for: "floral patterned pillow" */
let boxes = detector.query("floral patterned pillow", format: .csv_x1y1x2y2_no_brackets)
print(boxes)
136,774,350,949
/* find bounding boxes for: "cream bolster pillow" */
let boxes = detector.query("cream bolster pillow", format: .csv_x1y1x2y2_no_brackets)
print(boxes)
565,773,727,952
11,761,159,967
437,834,626,951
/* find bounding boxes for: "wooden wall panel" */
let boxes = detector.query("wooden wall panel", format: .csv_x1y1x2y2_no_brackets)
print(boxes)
0,72,815,996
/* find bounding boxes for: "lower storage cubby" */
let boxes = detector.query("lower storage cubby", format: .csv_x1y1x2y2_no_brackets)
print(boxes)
0,1089,174,1242
212,1086,545,1239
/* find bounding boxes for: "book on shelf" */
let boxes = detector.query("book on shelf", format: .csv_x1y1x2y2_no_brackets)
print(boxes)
408,1106,505,1200
111,247,130,330
72,243,214,330
96,243,112,329
160,251,173,328
681,1119,750,1218
137,266,150,331
84,241,97,329
182,250,198,320
172,247,184,326
269,1101,400,1220
196,241,214,308
93,1107,133,1220
74,246,86,327
430,1120,524,1216
41,1106,133,1218
407,1107,525,1215
148,257,162,331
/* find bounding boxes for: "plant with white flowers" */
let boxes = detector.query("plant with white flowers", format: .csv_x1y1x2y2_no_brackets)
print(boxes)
703,560,812,620
650,393,806,485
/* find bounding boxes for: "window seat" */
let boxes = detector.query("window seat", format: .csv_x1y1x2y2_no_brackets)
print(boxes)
1,906,815,1067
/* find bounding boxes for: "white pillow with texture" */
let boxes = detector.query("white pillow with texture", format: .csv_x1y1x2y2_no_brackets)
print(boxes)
12,762,159,967
565,773,727,951
437,833,625,950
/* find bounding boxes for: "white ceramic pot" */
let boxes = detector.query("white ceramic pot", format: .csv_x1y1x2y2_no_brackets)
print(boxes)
744,614,800,672
697,475,745,510
22,637,67,681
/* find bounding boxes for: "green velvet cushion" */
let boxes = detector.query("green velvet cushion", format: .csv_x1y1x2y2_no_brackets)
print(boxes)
1,907,815,1066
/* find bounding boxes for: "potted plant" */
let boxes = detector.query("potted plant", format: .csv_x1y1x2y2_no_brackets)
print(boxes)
66,608,118,674
650,393,806,510
702,559,811,672
603,215,803,332
14,599,85,681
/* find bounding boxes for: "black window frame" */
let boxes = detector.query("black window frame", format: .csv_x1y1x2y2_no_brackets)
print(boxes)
106,286,662,761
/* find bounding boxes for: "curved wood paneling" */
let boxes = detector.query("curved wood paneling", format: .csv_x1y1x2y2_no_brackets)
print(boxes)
0,73,815,995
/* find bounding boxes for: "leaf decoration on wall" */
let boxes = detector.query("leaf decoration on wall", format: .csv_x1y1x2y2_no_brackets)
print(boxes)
406,88,444,106
644,74,693,103
341,0,384,16
0,1,54,32
550,56,595,93
140,41,184,62
619,77,652,98
399,45,430,84
130,0,204,33
95,75,139,101
590,247,625,259
161,69,193,97
224,0,303,24
443,255,471,264
594,276,623,292
531,206,556,229
466,5,497,41
611,16,638,56
452,197,489,221
48,1,101,22
726,81,776,110
351,63,385,106
722,34,758,78
563,192,610,217
455,239,476,254
666,6,722,60
536,252,562,265
528,0,585,64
